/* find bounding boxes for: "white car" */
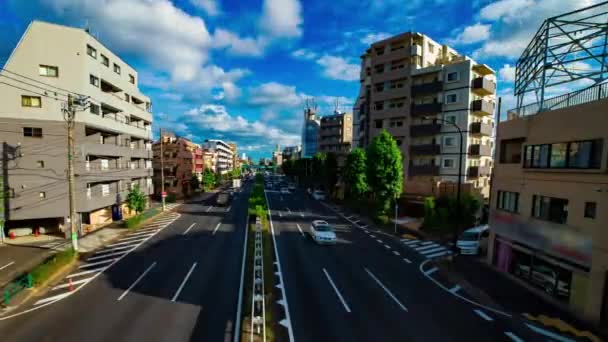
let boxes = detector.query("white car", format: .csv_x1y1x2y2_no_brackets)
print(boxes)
456,225,489,255
309,220,337,244
280,187,290,194
312,190,326,200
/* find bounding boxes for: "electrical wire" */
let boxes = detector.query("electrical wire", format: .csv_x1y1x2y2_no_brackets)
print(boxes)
0,67,86,97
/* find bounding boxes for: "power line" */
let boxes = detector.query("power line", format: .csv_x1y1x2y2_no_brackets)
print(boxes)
0,81,67,104
0,74,70,99
0,68,86,97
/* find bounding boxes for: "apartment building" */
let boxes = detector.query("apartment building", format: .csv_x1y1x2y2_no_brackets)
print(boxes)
282,146,301,161
355,32,496,200
152,134,201,199
228,142,239,171
203,139,234,174
301,108,320,158
272,144,283,166
488,83,608,324
319,111,353,166
202,148,217,172
0,21,153,234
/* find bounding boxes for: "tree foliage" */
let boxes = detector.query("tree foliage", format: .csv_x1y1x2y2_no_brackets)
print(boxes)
366,130,403,213
126,184,147,214
423,194,481,236
343,148,368,198
311,152,326,183
190,175,200,191
202,168,216,191
324,152,339,192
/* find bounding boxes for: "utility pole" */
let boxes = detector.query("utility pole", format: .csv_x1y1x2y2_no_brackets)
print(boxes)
65,94,78,252
160,127,166,211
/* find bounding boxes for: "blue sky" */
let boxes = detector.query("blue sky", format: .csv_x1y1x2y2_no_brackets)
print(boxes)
0,0,599,160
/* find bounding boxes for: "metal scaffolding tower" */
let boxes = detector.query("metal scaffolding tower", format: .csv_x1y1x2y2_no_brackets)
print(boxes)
514,1,608,110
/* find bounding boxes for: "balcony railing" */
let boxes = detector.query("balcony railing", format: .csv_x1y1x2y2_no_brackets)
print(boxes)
468,144,492,157
469,122,492,136
471,77,496,96
410,123,441,137
507,82,608,119
411,102,442,117
410,144,441,155
411,81,443,96
467,165,491,177
409,164,439,176
471,99,493,116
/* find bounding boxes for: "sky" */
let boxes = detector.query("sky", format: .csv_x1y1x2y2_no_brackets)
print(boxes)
0,0,601,160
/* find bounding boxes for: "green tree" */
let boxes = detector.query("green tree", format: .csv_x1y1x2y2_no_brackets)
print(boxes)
366,130,403,214
343,148,368,198
324,152,339,195
190,175,200,191
202,168,216,191
311,152,326,185
281,159,294,176
126,184,147,214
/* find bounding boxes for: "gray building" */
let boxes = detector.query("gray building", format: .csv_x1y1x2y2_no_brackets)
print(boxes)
301,108,320,158
0,21,153,235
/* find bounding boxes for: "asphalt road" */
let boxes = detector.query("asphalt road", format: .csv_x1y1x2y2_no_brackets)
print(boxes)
0,183,250,342
266,188,548,342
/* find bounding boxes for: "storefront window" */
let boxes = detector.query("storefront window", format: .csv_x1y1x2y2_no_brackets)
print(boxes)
511,249,572,301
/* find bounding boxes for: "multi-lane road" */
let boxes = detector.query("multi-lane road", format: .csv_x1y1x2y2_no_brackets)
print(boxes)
0,184,250,342
0,177,563,341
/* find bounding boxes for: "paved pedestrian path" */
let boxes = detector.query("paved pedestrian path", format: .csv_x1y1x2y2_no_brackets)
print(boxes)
400,237,453,260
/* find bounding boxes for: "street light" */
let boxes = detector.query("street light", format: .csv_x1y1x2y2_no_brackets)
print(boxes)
422,115,464,250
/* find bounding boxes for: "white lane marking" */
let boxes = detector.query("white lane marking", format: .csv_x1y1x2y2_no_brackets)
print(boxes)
33,292,71,306
403,258,412,264
322,268,351,313
299,211,304,217
360,225,368,229
118,262,157,301
424,267,438,275
182,223,196,235
264,190,295,342
384,244,391,249
118,234,154,243
370,234,376,238
0,261,15,271
87,250,131,262
127,230,157,237
376,239,383,243
107,238,147,248
286,207,291,213
93,244,135,256
449,285,461,294
52,277,92,290
525,323,576,342
79,258,116,269
504,332,524,342
172,262,198,302
419,259,512,318
233,215,249,342
474,309,493,321
344,215,353,219
419,246,446,255
425,251,452,259
68,266,108,278
295,224,305,237
226,206,232,212
404,240,420,246
212,222,222,235
206,206,213,212
393,251,400,256
365,268,408,312
132,226,161,233
414,244,439,251
279,211,283,217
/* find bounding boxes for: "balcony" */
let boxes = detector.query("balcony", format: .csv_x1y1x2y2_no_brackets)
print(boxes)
409,164,439,176
372,67,409,83
411,81,443,97
471,99,493,116
410,123,441,137
411,102,442,117
373,88,407,102
468,144,492,157
410,144,440,155
467,165,491,178
469,122,492,136
472,77,496,96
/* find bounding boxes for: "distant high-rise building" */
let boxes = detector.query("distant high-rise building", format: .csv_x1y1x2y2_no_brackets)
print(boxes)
319,111,353,166
301,108,320,158
203,139,234,174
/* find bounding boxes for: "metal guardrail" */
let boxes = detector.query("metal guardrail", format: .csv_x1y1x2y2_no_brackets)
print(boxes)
508,82,608,118
250,217,266,341
3,274,33,305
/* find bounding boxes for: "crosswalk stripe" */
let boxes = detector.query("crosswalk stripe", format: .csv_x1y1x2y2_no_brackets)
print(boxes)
425,250,452,259
87,250,131,262
79,258,116,269
404,240,420,246
414,244,439,251
419,246,446,255
68,266,108,278
52,277,92,290
107,238,146,248
33,292,71,306
419,241,435,246
94,244,136,256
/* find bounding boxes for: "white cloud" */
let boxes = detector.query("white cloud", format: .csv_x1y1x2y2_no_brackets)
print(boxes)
316,55,360,82
159,92,184,101
190,0,221,16
360,32,391,45
212,29,266,57
291,48,317,60
498,64,516,82
249,82,306,107
260,0,303,38
479,0,534,21
449,23,490,45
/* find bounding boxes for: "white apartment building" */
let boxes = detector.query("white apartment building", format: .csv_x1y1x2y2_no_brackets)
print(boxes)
203,139,234,174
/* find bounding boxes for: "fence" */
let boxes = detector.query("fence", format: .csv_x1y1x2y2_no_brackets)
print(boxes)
3,273,33,305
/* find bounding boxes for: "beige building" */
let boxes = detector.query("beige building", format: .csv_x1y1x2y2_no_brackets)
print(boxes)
355,32,496,200
203,139,234,174
0,21,153,234
319,111,353,166
488,84,608,325
152,134,203,199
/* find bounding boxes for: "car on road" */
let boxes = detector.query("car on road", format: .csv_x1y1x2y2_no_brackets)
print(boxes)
311,190,326,200
514,263,569,297
280,187,290,194
309,220,337,244
216,191,231,206
456,225,489,255
288,183,296,191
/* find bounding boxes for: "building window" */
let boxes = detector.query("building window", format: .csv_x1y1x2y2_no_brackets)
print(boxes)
375,120,383,129
569,140,602,168
90,75,99,87
584,202,596,219
497,191,519,213
39,192,46,199
524,140,603,169
374,102,384,110
390,120,403,127
445,93,458,104
125,93,130,102
21,95,42,107
550,142,568,168
129,74,135,84
500,138,523,164
427,42,434,53
90,103,100,115
39,65,58,77
532,195,568,224
443,159,455,168
446,71,459,82
23,127,42,138
36,160,45,168
101,184,110,197
101,54,109,67
395,139,402,146
445,115,456,124
444,137,455,146
87,45,97,58
113,63,121,74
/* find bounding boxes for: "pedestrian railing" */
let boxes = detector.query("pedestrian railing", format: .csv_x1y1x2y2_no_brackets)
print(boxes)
250,217,266,341
3,273,33,305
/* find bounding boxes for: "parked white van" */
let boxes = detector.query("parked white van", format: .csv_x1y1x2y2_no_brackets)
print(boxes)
456,225,489,255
